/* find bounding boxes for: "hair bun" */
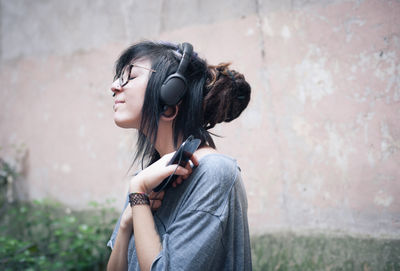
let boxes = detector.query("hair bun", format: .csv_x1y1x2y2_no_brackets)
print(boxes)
203,63,251,129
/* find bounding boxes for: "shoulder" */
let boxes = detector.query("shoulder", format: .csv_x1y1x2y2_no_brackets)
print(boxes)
196,153,239,185
182,154,241,215
198,152,237,168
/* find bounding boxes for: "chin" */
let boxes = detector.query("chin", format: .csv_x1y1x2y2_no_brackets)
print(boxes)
113,118,139,129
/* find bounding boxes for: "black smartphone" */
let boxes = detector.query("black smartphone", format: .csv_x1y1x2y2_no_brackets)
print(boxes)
153,135,201,192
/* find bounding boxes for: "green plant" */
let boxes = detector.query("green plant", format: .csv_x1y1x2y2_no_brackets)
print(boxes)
0,145,119,270
0,143,27,208
0,199,117,271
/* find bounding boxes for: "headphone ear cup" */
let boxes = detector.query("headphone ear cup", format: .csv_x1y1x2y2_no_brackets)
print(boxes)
160,74,187,106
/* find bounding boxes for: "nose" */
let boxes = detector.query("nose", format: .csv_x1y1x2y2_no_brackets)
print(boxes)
111,79,122,97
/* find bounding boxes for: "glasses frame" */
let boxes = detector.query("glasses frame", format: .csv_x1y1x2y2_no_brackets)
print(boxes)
119,64,156,87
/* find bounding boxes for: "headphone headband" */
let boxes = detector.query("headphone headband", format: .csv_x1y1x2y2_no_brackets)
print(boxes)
177,43,193,74
160,42,193,106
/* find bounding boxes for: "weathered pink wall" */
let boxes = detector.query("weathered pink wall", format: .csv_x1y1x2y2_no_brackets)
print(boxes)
0,0,399,238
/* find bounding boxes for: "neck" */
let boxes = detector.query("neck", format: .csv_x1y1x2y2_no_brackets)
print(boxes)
154,134,175,156
153,123,218,160
154,121,182,156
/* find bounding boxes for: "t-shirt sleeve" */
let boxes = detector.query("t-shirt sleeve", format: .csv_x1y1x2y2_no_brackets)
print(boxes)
151,210,224,270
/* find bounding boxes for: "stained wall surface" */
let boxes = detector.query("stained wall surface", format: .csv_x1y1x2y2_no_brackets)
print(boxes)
0,0,399,238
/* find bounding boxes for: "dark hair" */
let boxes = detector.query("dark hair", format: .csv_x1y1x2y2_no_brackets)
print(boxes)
114,41,251,168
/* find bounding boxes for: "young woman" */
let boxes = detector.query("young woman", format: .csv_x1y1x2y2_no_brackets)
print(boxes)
107,41,252,270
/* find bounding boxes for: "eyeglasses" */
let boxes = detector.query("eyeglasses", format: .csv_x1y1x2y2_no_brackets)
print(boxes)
118,64,156,87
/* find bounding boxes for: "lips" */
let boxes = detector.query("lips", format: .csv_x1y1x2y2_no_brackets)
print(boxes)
113,100,125,111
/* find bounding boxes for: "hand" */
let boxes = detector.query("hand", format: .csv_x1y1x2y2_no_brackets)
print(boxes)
119,190,165,231
149,190,165,210
129,152,199,194
170,161,193,188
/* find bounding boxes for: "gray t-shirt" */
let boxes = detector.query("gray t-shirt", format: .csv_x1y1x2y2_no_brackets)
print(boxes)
107,153,252,270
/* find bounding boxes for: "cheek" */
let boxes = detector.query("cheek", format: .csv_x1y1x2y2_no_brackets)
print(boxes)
126,87,146,113
113,75,150,128
115,81,147,127
124,94,144,120
126,97,144,113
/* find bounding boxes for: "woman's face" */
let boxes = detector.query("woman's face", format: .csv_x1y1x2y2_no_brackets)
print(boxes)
111,58,153,129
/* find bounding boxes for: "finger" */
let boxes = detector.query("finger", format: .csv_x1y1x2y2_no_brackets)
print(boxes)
190,153,199,167
149,190,164,200
173,176,182,186
149,190,164,199
150,200,162,210
182,173,190,180
165,165,189,176
184,162,193,172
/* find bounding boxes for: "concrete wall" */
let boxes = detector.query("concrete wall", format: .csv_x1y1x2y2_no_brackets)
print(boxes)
0,0,399,239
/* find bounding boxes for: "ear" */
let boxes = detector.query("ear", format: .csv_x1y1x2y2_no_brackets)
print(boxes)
161,105,179,121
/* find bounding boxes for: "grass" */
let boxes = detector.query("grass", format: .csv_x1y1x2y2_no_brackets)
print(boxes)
251,232,400,271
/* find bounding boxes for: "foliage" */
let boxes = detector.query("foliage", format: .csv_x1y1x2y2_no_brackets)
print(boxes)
0,143,27,207
0,144,118,270
0,199,117,271
0,157,15,207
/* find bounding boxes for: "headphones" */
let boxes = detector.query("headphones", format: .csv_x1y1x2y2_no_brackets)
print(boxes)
160,42,193,107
